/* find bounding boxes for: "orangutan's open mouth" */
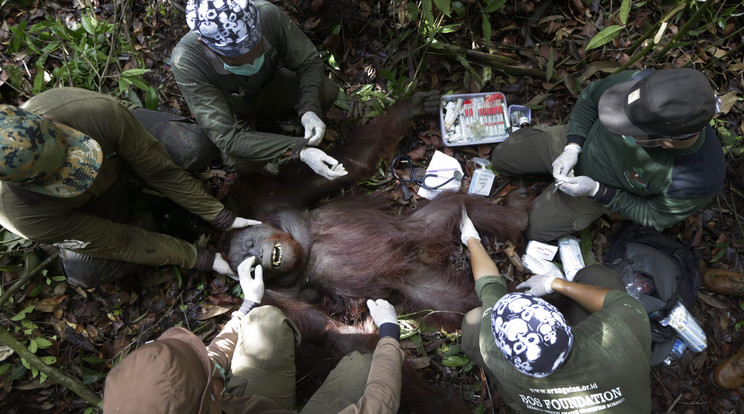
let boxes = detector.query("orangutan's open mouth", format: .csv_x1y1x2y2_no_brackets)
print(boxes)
272,242,282,268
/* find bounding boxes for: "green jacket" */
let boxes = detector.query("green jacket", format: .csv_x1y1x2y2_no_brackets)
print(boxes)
171,0,325,171
567,70,725,230
475,276,652,413
0,87,234,270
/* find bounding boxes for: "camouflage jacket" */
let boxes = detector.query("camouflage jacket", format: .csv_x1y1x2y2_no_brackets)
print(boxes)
0,87,233,270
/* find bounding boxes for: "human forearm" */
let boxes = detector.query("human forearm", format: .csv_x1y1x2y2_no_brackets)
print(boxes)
466,238,500,281
551,278,610,313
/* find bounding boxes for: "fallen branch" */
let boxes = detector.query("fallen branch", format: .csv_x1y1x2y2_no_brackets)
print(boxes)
0,326,102,407
0,249,102,407
0,250,59,309
437,44,561,82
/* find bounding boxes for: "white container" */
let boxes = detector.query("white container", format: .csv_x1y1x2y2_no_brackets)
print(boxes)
467,167,495,196
662,301,707,352
440,92,510,147
558,236,585,281
525,240,559,262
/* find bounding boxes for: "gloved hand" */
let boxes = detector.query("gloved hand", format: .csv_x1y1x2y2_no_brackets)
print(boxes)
300,147,348,180
556,175,600,197
301,111,326,146
516,274,557,297
410,90,442,117
238,256,264,304
213,253,237,279
230,217,262,230
460,205,481,246
552,144,581,179
366,298,398,327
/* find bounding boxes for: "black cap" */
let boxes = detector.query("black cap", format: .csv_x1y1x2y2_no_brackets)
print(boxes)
598,68,717,138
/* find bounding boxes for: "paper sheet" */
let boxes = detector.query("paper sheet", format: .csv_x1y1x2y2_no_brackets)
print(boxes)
417,150,464,200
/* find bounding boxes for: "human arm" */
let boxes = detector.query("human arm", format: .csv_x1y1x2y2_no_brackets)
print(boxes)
460,206,500,282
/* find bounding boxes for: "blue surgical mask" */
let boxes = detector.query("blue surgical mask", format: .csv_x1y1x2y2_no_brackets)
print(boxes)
223,53,265,76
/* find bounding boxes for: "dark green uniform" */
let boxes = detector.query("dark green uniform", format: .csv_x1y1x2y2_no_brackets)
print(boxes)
491,70,725,241
472,276,652,414
0,87,234,272
171,0,336,173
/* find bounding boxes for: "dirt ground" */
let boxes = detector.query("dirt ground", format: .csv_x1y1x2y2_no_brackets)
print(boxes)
1,0,743,413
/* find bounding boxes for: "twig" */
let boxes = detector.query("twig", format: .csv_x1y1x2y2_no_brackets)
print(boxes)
0,325,102,406
0,249,101,406
653,0,715,59
0,251,59,310
666,392,683,412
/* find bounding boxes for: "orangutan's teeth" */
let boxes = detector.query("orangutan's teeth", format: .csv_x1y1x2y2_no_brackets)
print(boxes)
272,242,282,267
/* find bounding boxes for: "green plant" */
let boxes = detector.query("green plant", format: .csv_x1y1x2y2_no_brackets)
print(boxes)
7,306,58,383
2,7,158,108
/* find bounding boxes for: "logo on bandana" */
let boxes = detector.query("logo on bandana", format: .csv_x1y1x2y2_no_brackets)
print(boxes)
624,168,647,189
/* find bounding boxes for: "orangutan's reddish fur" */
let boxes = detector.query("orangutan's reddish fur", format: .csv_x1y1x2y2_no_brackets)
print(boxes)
224,93,530,413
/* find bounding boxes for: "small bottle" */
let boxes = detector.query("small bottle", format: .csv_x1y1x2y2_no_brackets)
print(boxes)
663,338,687,366
510,110,530,132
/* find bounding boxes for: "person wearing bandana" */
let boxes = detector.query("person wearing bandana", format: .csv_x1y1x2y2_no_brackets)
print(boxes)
490,68,725,242
458,207,653,413
171,0,346,180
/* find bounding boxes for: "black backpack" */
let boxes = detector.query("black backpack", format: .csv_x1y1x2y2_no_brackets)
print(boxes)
603,223,702,365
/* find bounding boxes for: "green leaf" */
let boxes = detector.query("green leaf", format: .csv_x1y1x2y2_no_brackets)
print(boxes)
619,0,632,25
121,68,150,77
145,87,159,111
433,0,450,16
546,47,554,81
8,364,27,381
441,355,471,367
483,0,507,13
28,284,43,298
40,356,56,365
481,13,491,43
80,13,98,36
585,25,624,51
11,305,36,322
0,363,11,376
35,338,53,349
28,339,38,354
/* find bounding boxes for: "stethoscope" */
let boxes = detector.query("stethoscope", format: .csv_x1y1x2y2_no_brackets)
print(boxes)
390,155,462,190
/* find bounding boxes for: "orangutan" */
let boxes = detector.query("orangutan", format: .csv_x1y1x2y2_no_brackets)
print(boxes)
220,91,530,412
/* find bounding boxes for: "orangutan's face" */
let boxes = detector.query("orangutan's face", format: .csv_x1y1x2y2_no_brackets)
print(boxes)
226,225,303,275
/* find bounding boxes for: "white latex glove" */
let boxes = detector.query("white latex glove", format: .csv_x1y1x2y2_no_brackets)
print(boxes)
213,253,237,279
301,111,326,146
460,205,481,246
552,144,581,179
237,256,264,303
516,274,558,297
300,147,348,180
366,298,398,327
230,217,262,230
556,175,600,197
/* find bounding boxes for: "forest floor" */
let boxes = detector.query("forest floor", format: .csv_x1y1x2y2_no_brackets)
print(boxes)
1,0,743,413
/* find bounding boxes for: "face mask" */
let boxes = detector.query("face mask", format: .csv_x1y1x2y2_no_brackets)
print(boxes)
223,53,265,76
622,135,666,148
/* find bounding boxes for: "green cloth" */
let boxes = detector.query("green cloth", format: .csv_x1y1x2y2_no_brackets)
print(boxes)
0,87,229,269
568,70,724,230
474,276,652,413
171,0,326,172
